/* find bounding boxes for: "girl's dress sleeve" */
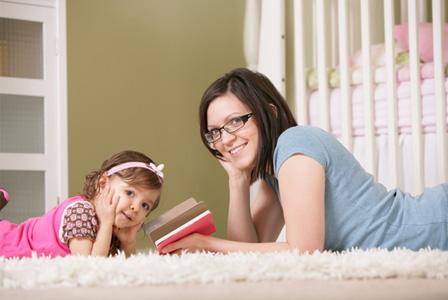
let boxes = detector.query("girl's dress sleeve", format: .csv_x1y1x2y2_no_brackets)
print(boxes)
61,201,98,244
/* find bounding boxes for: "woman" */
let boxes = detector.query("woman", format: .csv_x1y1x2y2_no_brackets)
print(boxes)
162,68,448,254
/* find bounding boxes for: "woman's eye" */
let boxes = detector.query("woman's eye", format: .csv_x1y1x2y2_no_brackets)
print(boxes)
142,202,151,211
230,118,240,125
126,190,135,197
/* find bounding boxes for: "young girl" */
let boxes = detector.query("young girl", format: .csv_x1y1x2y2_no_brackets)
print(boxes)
0,150,164,258
162,67,448,254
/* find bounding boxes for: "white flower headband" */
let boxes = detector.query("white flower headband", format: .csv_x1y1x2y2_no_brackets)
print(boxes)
106,161,164,180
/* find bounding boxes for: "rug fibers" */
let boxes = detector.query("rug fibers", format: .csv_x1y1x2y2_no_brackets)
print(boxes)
1,248,447,289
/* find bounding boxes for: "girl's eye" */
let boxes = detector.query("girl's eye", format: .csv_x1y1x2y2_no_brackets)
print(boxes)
126,190,135,197
142,202,151,211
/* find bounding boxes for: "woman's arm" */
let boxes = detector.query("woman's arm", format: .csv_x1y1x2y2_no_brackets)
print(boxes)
226,173,257,242
162,154,325,254
225,173,284,243
278,154,325,252
250,179,284,242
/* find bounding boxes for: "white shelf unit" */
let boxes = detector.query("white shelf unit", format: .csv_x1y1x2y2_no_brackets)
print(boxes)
0,0,67,223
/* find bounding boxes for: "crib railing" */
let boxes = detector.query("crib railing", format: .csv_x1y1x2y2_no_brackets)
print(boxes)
247,0,448,195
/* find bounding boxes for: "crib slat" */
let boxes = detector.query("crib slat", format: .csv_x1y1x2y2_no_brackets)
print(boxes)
338,0,352,151
360,0,376,178
316,0,330,131
432,0,448,183
408,1,424,194
257,0,286,96
293,0,309,125
331,0,338,67
243,0,260,71
384,0,399,189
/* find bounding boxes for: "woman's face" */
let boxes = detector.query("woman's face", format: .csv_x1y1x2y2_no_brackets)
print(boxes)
206,92,259,171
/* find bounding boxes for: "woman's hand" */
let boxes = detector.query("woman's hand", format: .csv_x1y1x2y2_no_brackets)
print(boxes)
218,157,251,178
218,157,251,184
94,183,119,228
160,233,216,254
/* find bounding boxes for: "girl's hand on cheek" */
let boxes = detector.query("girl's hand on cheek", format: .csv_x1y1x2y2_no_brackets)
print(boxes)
94,183,119,227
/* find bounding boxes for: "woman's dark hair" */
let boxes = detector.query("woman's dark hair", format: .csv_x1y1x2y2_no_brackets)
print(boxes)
199,68,297,180
82,150,162,212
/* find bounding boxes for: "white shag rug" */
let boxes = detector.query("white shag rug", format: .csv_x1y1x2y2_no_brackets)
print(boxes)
1,248,448,289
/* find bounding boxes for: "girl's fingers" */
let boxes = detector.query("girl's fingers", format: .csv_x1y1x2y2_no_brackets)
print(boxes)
111,194,119,208
106,189,112,205
101,181,111,196
101,186,114,205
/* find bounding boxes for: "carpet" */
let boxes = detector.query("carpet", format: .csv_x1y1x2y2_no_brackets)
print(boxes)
1,248,447,289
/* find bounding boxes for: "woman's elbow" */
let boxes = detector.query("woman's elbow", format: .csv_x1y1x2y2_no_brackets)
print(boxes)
286,239,324,254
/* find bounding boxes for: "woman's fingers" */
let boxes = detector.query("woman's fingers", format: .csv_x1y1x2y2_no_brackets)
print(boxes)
161,243,176,254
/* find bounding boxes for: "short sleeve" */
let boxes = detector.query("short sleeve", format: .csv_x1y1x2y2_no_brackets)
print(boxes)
61,201,98,244
273,126,330,176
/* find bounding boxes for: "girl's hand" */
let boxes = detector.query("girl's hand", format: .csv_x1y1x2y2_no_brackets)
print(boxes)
113,221,142,246
94,183,119,228
160,233,216,254
113,222,142,256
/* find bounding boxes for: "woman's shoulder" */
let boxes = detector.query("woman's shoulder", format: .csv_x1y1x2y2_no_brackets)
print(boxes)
279,125,329,140
273,126,332,173
277,125,334,148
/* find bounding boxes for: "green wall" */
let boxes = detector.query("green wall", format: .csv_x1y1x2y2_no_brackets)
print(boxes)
67,0,245,249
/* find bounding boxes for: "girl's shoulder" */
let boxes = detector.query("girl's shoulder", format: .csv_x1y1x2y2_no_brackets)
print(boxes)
57,195,92,211
60,198,98,245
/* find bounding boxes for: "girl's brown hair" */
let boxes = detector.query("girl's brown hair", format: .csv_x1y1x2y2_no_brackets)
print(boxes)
82,150,162,211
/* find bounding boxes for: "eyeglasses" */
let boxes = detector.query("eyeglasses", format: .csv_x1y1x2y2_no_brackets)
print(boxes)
204,112,253,143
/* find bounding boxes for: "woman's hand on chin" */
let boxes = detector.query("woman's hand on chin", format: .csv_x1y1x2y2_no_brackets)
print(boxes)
218,157,251,183
160,233,217,255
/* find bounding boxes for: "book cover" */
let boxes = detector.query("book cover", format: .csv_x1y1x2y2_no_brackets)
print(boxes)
143,197,216,253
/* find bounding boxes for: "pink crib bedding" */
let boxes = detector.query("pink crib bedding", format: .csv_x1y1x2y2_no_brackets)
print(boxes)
308,78,448,137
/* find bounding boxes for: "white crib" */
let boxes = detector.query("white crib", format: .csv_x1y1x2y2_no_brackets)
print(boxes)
245,0,448,195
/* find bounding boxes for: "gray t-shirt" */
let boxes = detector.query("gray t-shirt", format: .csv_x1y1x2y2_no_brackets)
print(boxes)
266,126,448,251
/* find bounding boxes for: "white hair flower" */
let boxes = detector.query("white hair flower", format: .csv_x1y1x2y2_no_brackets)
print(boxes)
149,162,164,179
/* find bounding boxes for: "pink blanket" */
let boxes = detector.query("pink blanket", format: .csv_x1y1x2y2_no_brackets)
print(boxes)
308,78,448,137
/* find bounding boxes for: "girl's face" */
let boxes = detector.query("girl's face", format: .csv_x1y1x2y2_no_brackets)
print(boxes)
207,92,259,171
108,175,160,229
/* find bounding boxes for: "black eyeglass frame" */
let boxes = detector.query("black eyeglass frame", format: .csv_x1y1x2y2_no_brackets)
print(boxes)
204,112,253,143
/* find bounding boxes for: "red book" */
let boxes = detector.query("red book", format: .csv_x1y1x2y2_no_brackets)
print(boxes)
143,198,216,253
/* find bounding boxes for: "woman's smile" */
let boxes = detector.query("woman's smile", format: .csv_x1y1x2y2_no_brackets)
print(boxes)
228,143,247,157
